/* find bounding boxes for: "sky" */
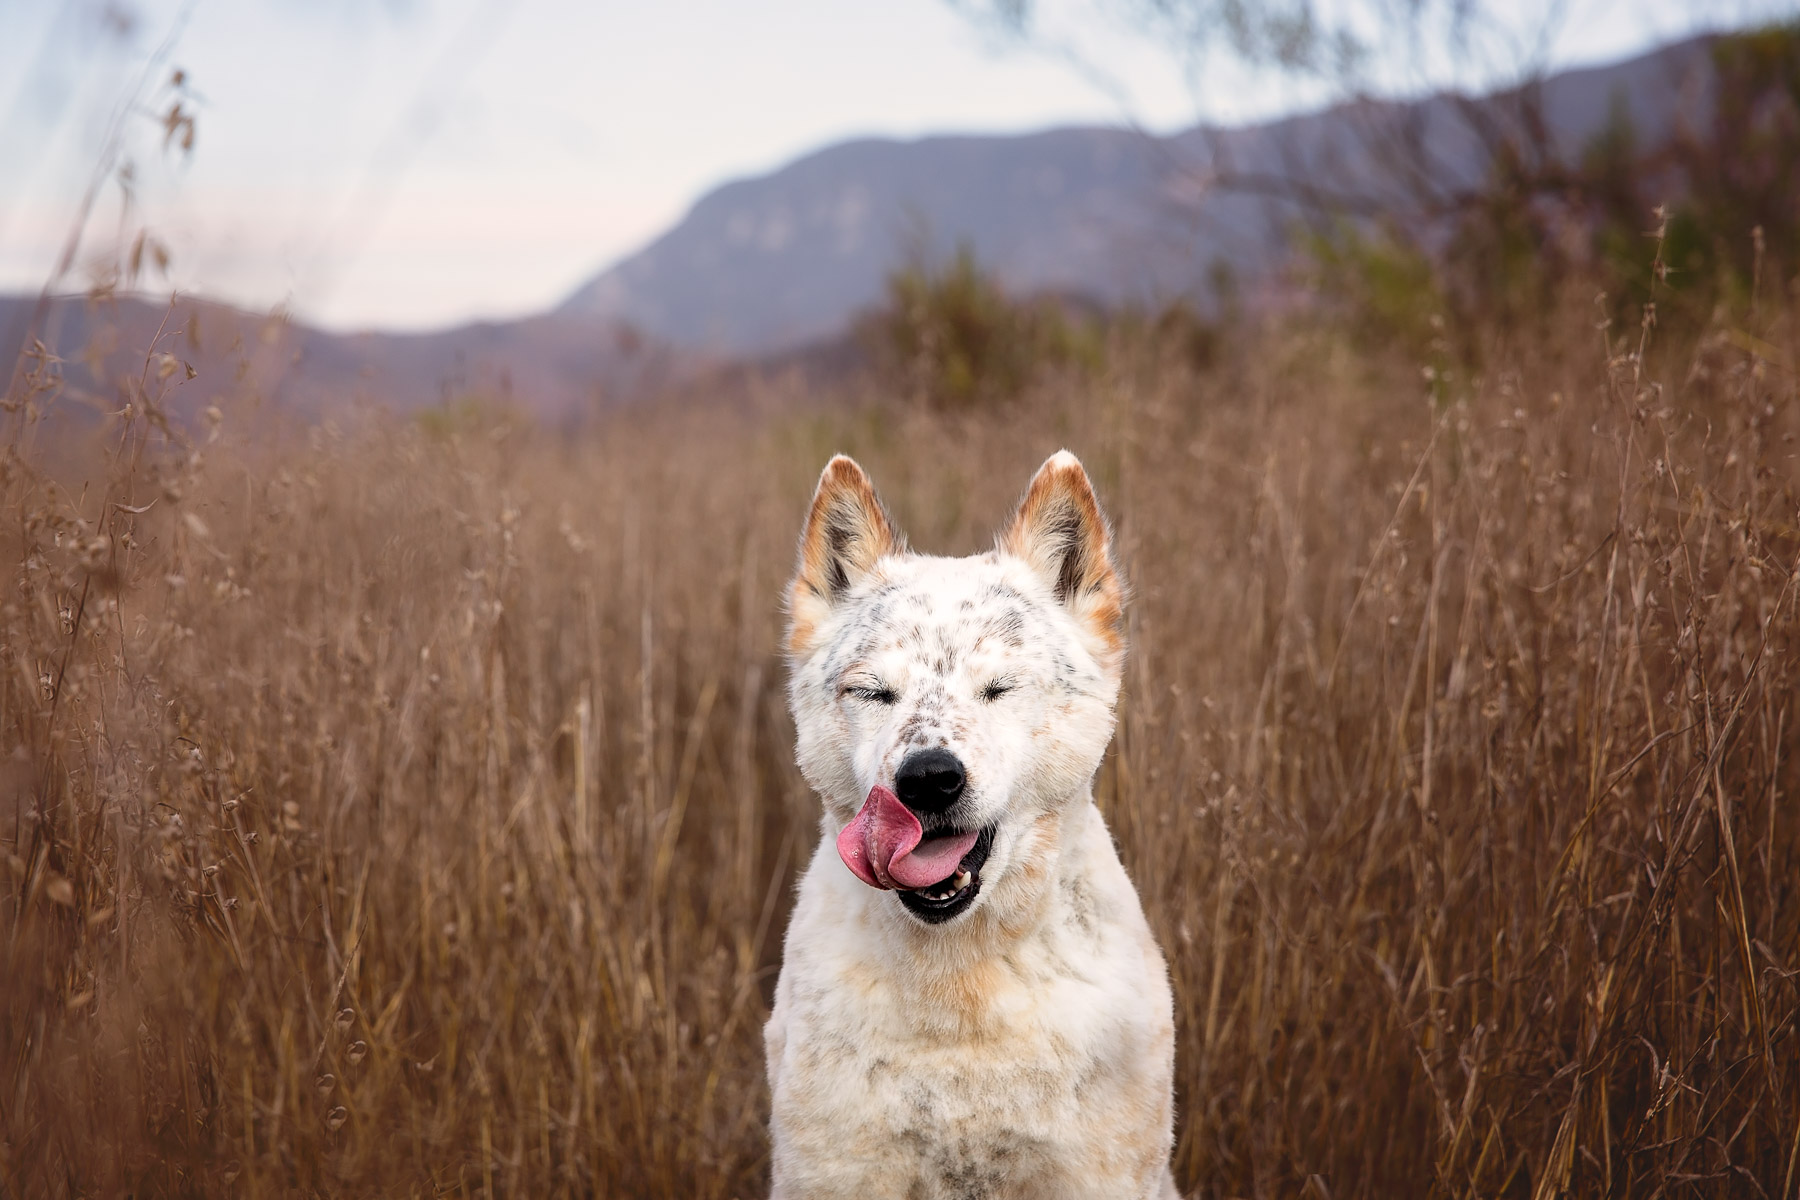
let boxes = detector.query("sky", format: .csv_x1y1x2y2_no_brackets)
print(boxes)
0,0,1785,331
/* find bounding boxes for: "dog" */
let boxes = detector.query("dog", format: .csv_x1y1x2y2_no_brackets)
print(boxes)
765,450,1179,1199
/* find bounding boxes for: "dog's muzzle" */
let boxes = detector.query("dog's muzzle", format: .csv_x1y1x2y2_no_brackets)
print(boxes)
838,785,994,923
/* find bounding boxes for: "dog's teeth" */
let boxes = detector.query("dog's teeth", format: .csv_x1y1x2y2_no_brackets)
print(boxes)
912,869,974,903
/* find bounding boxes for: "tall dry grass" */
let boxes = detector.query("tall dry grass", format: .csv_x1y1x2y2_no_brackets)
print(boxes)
3,276,1797,1197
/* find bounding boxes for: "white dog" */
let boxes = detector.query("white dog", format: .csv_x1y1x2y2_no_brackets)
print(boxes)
765,451,1179,1199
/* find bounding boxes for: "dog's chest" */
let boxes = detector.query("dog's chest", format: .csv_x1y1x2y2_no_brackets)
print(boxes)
767,858,1174,1199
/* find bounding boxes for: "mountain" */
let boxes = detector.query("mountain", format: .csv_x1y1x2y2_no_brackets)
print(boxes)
560,35,1719,355
0,293,683,428
3,34,1726,420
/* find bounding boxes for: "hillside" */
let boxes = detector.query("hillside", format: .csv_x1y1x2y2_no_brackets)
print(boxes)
559,35,1717,354
3,34,1722,414
0,294,681,427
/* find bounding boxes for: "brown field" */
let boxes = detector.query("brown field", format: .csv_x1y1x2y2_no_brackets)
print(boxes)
3,280,1798,1197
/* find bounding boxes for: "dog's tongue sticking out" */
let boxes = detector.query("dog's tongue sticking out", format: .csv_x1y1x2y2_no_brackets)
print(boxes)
838,785,980,891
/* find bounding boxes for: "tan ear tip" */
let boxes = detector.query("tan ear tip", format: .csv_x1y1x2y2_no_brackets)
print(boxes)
1031,450,1094,491
818,454,872,489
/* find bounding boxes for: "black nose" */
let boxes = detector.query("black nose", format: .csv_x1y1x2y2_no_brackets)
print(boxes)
894,748,966,814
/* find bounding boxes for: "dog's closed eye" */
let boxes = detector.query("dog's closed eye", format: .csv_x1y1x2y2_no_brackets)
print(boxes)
843,683,899,705
978,680,1014,702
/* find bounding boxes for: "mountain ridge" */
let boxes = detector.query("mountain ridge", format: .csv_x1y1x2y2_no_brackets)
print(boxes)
4,32,1724,419
558,34,1718,354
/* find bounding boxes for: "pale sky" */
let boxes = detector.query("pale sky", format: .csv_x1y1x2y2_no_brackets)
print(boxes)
0,0,1778,331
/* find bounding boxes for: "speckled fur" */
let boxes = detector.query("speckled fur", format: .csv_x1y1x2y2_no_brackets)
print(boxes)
767,452,1179,1200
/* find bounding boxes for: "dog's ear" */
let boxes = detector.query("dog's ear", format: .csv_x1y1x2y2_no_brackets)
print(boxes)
787,455,905,656
998,450,1125,668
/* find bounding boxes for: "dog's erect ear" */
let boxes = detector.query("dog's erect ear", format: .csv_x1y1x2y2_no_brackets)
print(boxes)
787,456,905,656
998,450,1125,667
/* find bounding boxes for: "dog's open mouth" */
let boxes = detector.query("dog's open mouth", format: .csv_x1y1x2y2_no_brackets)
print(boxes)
836,785,997,923
896,824,994,923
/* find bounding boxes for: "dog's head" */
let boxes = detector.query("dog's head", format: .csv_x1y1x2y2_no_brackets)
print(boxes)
784,450,1125,927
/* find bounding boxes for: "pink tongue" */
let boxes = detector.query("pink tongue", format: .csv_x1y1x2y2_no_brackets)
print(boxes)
837,785,981,891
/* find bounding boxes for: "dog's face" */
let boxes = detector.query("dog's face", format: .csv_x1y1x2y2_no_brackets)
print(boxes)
785,451,1125,926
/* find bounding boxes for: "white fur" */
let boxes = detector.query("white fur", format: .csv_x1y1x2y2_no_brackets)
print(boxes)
766,453,1179,1200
